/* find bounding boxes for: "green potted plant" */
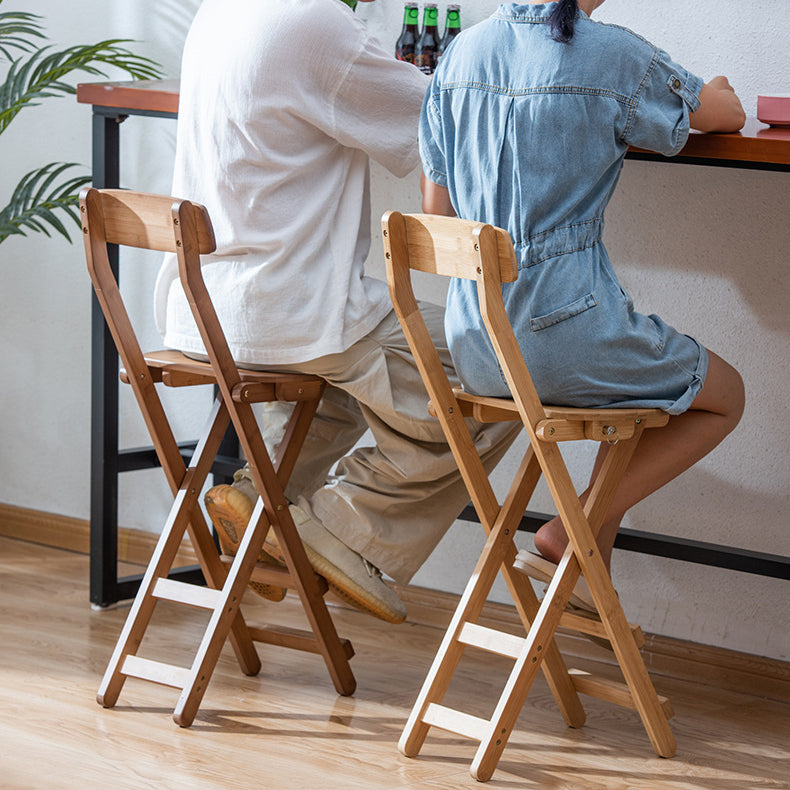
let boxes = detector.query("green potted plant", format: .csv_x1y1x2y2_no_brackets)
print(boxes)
0,3,162,244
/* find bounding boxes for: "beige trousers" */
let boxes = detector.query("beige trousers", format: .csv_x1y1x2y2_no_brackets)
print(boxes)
251,304,519,584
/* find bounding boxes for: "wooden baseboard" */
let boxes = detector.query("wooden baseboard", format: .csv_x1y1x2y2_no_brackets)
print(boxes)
0,503,198,568
2,502,788,703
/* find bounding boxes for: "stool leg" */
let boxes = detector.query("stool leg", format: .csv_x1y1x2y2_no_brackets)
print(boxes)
471,590,570,782
174,399,261,678
400,448,586,760
546,434,677,759
97,398,261,711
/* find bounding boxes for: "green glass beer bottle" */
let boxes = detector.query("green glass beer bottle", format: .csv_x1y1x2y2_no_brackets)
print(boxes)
438,5,461,63
395,4,420,64
415,4,439,75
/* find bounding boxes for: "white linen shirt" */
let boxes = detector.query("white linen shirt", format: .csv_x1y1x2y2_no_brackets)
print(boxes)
154,0,429,365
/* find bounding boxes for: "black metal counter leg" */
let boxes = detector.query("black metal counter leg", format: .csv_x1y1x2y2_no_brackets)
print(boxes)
89,109,122,607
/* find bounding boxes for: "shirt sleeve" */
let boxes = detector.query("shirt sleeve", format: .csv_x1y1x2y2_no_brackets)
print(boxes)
419,83,449,187
329,27,430,177
623,48,703,156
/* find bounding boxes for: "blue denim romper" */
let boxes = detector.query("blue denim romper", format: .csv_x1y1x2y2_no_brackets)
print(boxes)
419,3,708,414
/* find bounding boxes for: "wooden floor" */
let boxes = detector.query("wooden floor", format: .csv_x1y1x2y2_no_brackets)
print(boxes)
1,535,788,790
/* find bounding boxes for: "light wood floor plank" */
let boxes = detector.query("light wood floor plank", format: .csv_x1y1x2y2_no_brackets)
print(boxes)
0,536,787,789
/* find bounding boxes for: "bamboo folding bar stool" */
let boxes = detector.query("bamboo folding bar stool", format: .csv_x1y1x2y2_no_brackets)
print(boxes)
81,188,355,726
382,211,675,782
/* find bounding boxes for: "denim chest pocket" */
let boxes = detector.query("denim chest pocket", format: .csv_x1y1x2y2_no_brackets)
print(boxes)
529,292,597,332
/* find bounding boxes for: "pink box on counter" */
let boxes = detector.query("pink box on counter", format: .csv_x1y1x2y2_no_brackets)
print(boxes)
757,94,790,127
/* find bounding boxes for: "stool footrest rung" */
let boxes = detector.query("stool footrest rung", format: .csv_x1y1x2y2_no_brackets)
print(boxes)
247,624,355,659
423,703,490,742
560,609,645,648
121,655,190,689
569,669,675,719
152,577,223,609
459,622,524,659
219,555,330,594
220,554,291,584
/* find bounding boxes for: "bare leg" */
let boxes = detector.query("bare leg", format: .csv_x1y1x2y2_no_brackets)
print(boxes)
534,349,745,571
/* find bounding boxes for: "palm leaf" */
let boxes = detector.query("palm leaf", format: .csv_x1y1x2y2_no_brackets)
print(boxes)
0,40,162,132
0,1,164,248
0,10,45,61
0,162,91,243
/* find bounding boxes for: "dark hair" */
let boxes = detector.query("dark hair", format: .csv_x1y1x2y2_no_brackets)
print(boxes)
549,0,579,44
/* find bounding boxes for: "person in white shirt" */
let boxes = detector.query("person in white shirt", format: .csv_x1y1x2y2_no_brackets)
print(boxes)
155,0,518,623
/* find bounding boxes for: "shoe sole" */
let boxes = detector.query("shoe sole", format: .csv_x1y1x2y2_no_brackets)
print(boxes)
204,484,287,603
513,551,597,612
264,532,406,625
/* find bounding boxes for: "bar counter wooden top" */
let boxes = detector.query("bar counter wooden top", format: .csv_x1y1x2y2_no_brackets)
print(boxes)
77,78,790,168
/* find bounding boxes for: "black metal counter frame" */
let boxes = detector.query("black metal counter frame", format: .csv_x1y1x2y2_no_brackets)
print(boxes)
88,103,240,606
82,92,790,607
458,508,789,581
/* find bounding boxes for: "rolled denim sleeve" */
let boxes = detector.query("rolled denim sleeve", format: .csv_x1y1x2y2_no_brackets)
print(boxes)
623,48,703,156
419,87,449,187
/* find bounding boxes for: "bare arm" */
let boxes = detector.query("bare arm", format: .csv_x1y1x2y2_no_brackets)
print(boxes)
689,76,746,133
420,173,456,216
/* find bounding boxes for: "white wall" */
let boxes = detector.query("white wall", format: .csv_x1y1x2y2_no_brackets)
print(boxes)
1,1,787,660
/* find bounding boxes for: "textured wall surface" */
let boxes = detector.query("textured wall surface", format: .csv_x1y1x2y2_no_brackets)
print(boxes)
1,1,787,659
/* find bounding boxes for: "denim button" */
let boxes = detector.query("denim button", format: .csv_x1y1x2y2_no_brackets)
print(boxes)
672,77,682,89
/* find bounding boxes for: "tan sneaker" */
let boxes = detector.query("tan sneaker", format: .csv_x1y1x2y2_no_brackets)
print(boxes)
265,504,407,625
204,480,287,602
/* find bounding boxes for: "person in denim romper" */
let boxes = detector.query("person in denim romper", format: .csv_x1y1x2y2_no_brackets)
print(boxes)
419,0,746,594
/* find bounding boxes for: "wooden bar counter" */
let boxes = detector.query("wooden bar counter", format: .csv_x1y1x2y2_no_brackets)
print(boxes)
76,78,790,608
77,78,790,170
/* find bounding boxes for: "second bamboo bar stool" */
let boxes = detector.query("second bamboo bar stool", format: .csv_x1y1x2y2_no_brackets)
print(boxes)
383,210,674,782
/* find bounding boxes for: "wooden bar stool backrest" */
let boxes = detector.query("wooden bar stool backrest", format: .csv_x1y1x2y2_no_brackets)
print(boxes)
383,210,675,782
82,189,215,489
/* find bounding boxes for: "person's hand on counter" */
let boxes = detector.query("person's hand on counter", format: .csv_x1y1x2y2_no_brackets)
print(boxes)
691,76,746,133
